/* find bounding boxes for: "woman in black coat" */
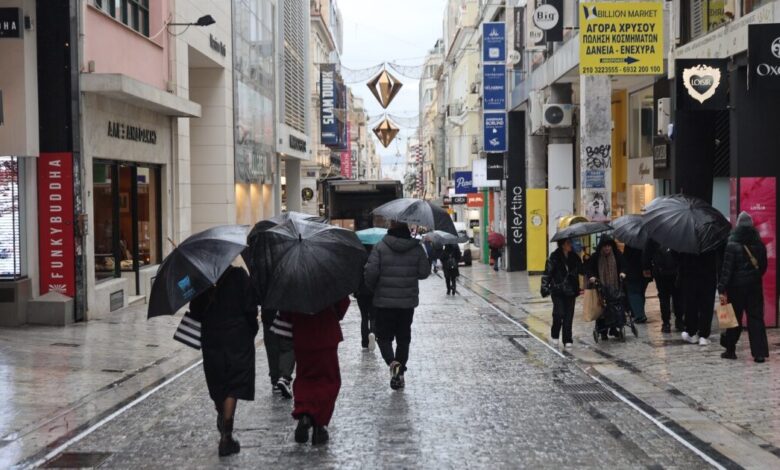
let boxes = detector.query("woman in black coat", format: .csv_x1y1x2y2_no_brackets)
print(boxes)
441,244,462,295
190,266,259,457
586,236,627,340
541,238,583,348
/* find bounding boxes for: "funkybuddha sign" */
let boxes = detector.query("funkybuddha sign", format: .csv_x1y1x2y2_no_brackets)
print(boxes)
579,2,663,75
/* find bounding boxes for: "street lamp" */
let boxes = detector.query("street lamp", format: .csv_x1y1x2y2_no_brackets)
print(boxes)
169,15,216,27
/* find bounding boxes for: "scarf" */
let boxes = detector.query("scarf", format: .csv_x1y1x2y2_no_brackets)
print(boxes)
598,251,619,289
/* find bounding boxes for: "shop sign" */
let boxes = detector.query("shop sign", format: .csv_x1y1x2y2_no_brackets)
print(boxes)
289,135,307,152
466,193,485,208
653,143,668,169
507,111,527,271
107,121,157,144
0,8,21,38
473,159,500,188
534,0,563,42
579,2,663,75
38,152,75,298
482,64,506,111
676,59,728,110
483,112,507,153
454,171,477,194
469,219,480,229
482,22,506,63
749,24,780,91
320,64,339,145
513,7,524,69
451,195,467,205
487,154,504,180
340,121,352,178
209,34,227,57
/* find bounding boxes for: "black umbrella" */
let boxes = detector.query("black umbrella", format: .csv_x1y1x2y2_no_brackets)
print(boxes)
643,194,730,254
373,198,457,235
252,218,368,313
611,214,648,249
551,221,612,242
425,230,468,245
148,225,249,318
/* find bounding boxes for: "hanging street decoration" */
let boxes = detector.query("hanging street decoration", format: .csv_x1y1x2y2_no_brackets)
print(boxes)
372,117,400,148
367,69,403,109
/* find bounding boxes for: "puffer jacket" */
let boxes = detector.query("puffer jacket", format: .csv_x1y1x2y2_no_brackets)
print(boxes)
718,226,767,293
364,230,430,308
541,248,583,298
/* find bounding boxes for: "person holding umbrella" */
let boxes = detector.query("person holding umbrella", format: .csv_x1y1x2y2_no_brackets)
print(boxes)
541,238,583,348
488,232,506,271
441,243,462,295
364,220,430,390
717,212,769,362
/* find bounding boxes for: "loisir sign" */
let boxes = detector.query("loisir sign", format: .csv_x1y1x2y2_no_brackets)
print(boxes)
676,59,728,110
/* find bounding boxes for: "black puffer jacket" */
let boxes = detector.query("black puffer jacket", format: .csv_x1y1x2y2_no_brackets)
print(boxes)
541,248,583,298
718,226,767,293
364,228,430,308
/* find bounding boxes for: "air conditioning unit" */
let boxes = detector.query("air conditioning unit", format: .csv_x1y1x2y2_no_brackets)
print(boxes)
657,97,671,136
542,104,573,128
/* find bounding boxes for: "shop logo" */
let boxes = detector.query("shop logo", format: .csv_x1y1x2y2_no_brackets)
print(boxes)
682,64,721,103
772,37,780,59
533,5,560,31
583,5,599,21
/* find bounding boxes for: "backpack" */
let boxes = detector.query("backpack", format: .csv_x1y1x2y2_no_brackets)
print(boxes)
446,254,458,271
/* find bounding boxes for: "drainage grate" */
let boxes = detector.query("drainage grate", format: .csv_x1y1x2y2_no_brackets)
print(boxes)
101,369,124,374
560,383,606,394
44,452,111,468
50,342,80,348
146,344,159,348
569,392,619,404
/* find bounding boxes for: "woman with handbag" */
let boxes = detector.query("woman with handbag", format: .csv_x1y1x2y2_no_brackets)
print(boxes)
541,238,583,349
190,266,259,457
717,212,769,362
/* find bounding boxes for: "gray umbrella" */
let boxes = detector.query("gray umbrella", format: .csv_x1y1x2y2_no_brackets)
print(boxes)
550,222,612,242
426,230,468,245
251,218,368,313
373,198,457,235
611,214,648,249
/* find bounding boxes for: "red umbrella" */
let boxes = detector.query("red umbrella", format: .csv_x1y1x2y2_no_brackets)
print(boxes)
488,232,506,249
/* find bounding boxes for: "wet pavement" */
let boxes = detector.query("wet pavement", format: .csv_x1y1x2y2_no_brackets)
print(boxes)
32,276,715,468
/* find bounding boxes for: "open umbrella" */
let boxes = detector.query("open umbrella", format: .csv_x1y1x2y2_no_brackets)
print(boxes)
356,227,388,245
148,225,249,318
642,194,730,254
551,221,612,242
251,218,368,313
611,214,648,249
426,230,468,245
372,198,457,235
488,232,506,249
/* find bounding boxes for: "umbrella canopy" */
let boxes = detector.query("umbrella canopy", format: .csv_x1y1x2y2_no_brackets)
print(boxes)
372,198,457,235
251,218,368,313
426,230,467,245
642,194,731,254
611,214,648,249
356,227,388,245
148,225,249,318
551,222,612,242
488,232,506,249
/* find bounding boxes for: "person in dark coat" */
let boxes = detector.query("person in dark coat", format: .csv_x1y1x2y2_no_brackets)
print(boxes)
422,237,437,273
364,221,430,390
261,307,295,398
644,241,683,333
680,249,719,346
491,247,503,271
190,266,258,457
541,238,583,348
623,245,650,323
356,244,376,351
282,297,350,446
717,212,769,362
441,243,462,295
586,236,627,340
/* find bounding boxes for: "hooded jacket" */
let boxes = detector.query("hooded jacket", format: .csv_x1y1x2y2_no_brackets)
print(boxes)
718,225,767,293
585,237,627,282
541,247,583,298
364,227,430,308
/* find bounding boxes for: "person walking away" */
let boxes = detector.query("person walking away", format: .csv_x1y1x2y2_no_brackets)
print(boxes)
587,236,627,340
623,245,649,324
364,221,430,390
281,297,350,445
541,238,583,348
680,250,718,346
644,241,683,333
423,237,437,273
718,211,769,362
260,307,295,398
356,244,376,351
190,266,258,457
441,243,462,295
491,246,503,272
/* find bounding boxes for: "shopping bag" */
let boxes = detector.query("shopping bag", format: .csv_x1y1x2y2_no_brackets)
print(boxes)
582,289,603,322
173,311,202,350
716,303,739,330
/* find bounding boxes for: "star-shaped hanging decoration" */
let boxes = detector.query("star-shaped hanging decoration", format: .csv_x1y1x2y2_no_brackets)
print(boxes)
372,118,400,148
367,69,403,109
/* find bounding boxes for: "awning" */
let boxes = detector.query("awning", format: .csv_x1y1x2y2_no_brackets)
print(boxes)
80,73,201,118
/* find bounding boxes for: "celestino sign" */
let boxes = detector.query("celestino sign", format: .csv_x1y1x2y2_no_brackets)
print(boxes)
676,59,728,110
38,153,75,297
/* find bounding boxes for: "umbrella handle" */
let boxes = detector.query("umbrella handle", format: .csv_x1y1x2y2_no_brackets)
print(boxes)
167,237,178,249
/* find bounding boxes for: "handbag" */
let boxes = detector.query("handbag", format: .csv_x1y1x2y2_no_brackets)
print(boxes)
716,303,739,330
743,246,759,270
173,311,202,350
582,289,603,322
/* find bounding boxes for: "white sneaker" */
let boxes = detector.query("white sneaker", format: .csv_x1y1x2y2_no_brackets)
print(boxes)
368,333,376,352
698,337,710,346
549,337,560,348
682,332,700,344
564,343,574,349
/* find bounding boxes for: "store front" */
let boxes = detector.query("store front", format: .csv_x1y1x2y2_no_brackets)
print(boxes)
627,86,656,214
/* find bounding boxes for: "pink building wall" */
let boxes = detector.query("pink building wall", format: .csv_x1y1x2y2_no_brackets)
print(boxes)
83,1,170,90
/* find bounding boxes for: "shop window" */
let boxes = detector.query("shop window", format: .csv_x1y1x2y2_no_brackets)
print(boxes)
0,157,22,279
94,0,150,36
744,0,774,15
93,161,161,283
628,87,655,160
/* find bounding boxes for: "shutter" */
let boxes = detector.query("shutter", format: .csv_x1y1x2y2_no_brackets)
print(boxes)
690,0,706,39
282,0,307,134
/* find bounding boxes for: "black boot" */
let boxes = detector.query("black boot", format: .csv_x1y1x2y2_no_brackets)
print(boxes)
218,417,240,457
295,414,312,443
215,406,224,433
661,323,671,334
311,426,330,445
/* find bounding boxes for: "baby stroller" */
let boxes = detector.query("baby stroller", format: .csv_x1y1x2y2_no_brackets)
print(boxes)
592,280,638,343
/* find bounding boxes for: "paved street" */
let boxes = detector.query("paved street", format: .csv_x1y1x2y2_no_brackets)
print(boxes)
36,276,714,469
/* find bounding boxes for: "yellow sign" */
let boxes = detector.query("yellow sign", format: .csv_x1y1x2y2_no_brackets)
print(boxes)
526,189,548,273
579,2,664,75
